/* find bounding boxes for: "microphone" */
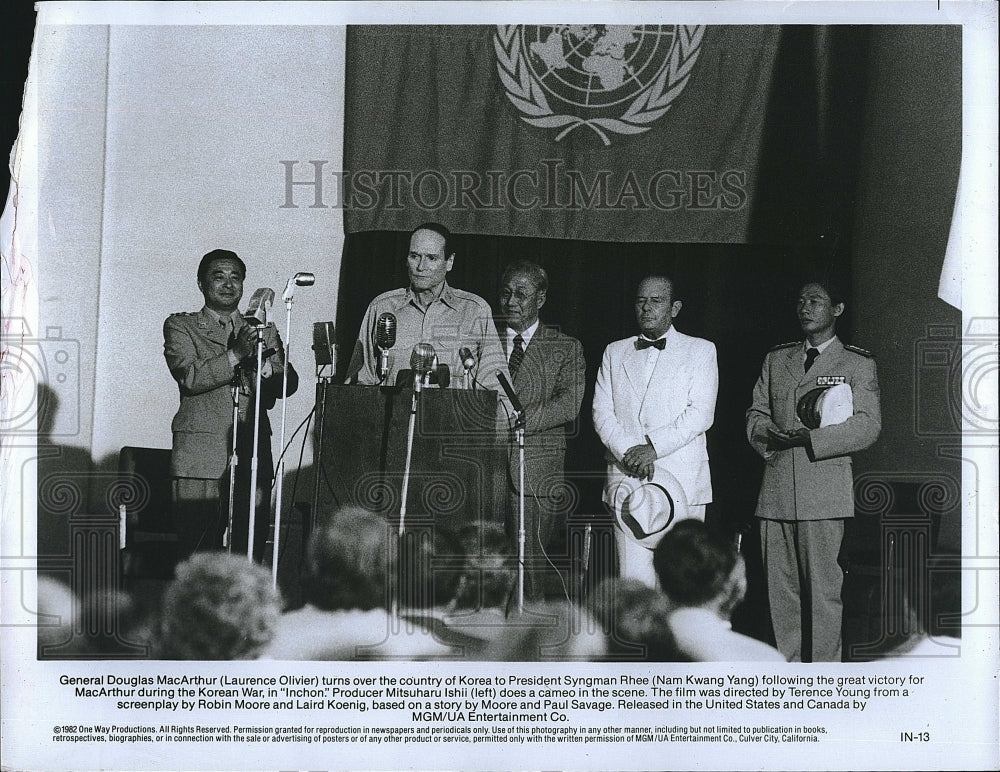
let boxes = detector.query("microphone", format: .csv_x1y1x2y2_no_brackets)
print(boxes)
375,312,397,381
282,271,315,302
312,321,335,367
410,342,436,375
458,346,476,390
243,288,275,326
410,342,436,390
412,342,457,392
434,363,451,388
496,370,524,416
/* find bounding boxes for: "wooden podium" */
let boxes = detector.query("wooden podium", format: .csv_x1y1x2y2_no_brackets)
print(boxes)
312,383,506,543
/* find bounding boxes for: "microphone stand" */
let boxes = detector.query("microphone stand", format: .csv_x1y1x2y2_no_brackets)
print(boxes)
224,382,240,552
311,368,332,547
394,370,425,620
399,373,423,539
246,326,266,562
270,296,294,586
377,347,390,384
513,408,526,615
495,369,527,614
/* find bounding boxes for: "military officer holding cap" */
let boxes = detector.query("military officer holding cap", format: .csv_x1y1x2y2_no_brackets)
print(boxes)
746,278,881,662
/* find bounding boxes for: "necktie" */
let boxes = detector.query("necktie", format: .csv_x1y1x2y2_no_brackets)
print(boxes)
635,337,666,351
509,334,525,379
804,347,819,372
223,316,236,347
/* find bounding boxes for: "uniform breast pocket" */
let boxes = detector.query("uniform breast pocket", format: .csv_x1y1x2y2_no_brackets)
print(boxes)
813,455,851,472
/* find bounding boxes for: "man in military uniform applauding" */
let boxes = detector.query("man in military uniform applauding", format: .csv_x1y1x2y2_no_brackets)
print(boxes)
164,249,297,561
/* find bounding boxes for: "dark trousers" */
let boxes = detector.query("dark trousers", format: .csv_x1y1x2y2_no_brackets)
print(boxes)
506,491,566,602
171,477,225,558
171,465,271,563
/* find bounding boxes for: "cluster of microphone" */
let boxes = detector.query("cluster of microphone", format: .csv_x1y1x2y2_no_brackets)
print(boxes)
374,312,470,391
244,278,520,415
243,272,316,327
373,309,523,415
237,273,316,365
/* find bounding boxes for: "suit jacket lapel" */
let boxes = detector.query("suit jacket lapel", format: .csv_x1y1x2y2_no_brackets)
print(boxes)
622,338,649,399
639,328,681,415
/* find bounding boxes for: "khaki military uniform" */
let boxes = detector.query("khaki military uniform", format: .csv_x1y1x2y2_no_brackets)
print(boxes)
163,307,296,558
746,336,881,661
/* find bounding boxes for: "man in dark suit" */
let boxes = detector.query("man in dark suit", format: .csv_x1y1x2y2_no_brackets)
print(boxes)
163,249,297,561
746,278,881,662
498,260,586,601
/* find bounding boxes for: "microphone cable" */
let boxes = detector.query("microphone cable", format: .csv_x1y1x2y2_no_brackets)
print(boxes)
271,405,316,568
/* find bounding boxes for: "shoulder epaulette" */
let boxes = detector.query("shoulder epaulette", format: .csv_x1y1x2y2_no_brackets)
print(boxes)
769,341,799,352
844,344,874,358
370,287,406,303
449,286,488,302
167,311,196,318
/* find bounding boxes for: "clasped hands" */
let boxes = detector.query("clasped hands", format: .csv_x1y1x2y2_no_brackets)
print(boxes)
622,442,657,481
231,323,282,375
232,323,280,360
766,426,811,451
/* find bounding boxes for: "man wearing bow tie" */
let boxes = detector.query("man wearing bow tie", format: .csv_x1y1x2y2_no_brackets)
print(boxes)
164,249,297,561
593,275,719,586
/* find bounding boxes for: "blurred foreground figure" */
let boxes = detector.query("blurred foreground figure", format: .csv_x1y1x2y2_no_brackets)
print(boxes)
155,552,281,660
591,577,687,662
654,519,784,662
483,601,606,661
264,506,452,660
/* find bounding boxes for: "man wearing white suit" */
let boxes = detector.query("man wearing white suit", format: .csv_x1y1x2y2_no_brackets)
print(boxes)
593,275,719,587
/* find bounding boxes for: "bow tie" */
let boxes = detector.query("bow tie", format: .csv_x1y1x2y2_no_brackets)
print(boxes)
635,337,666,351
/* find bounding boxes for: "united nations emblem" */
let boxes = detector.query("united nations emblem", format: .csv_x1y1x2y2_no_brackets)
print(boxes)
494,25,705,146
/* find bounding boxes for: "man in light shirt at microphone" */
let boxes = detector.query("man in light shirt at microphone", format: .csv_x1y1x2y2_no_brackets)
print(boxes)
163,249,298,562
352,222,512,414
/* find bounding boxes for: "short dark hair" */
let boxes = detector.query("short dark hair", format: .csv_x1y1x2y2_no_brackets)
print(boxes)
410,222,453,258
501,260,549,294
301,506,394,611
653,520,739,608
198,249,246,283
799,275,846,307
638,274,681,303
451,522,515,611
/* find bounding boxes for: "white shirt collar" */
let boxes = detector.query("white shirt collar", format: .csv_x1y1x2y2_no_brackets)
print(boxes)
637,324,675,346
806,335,837,355
506,318,540,350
